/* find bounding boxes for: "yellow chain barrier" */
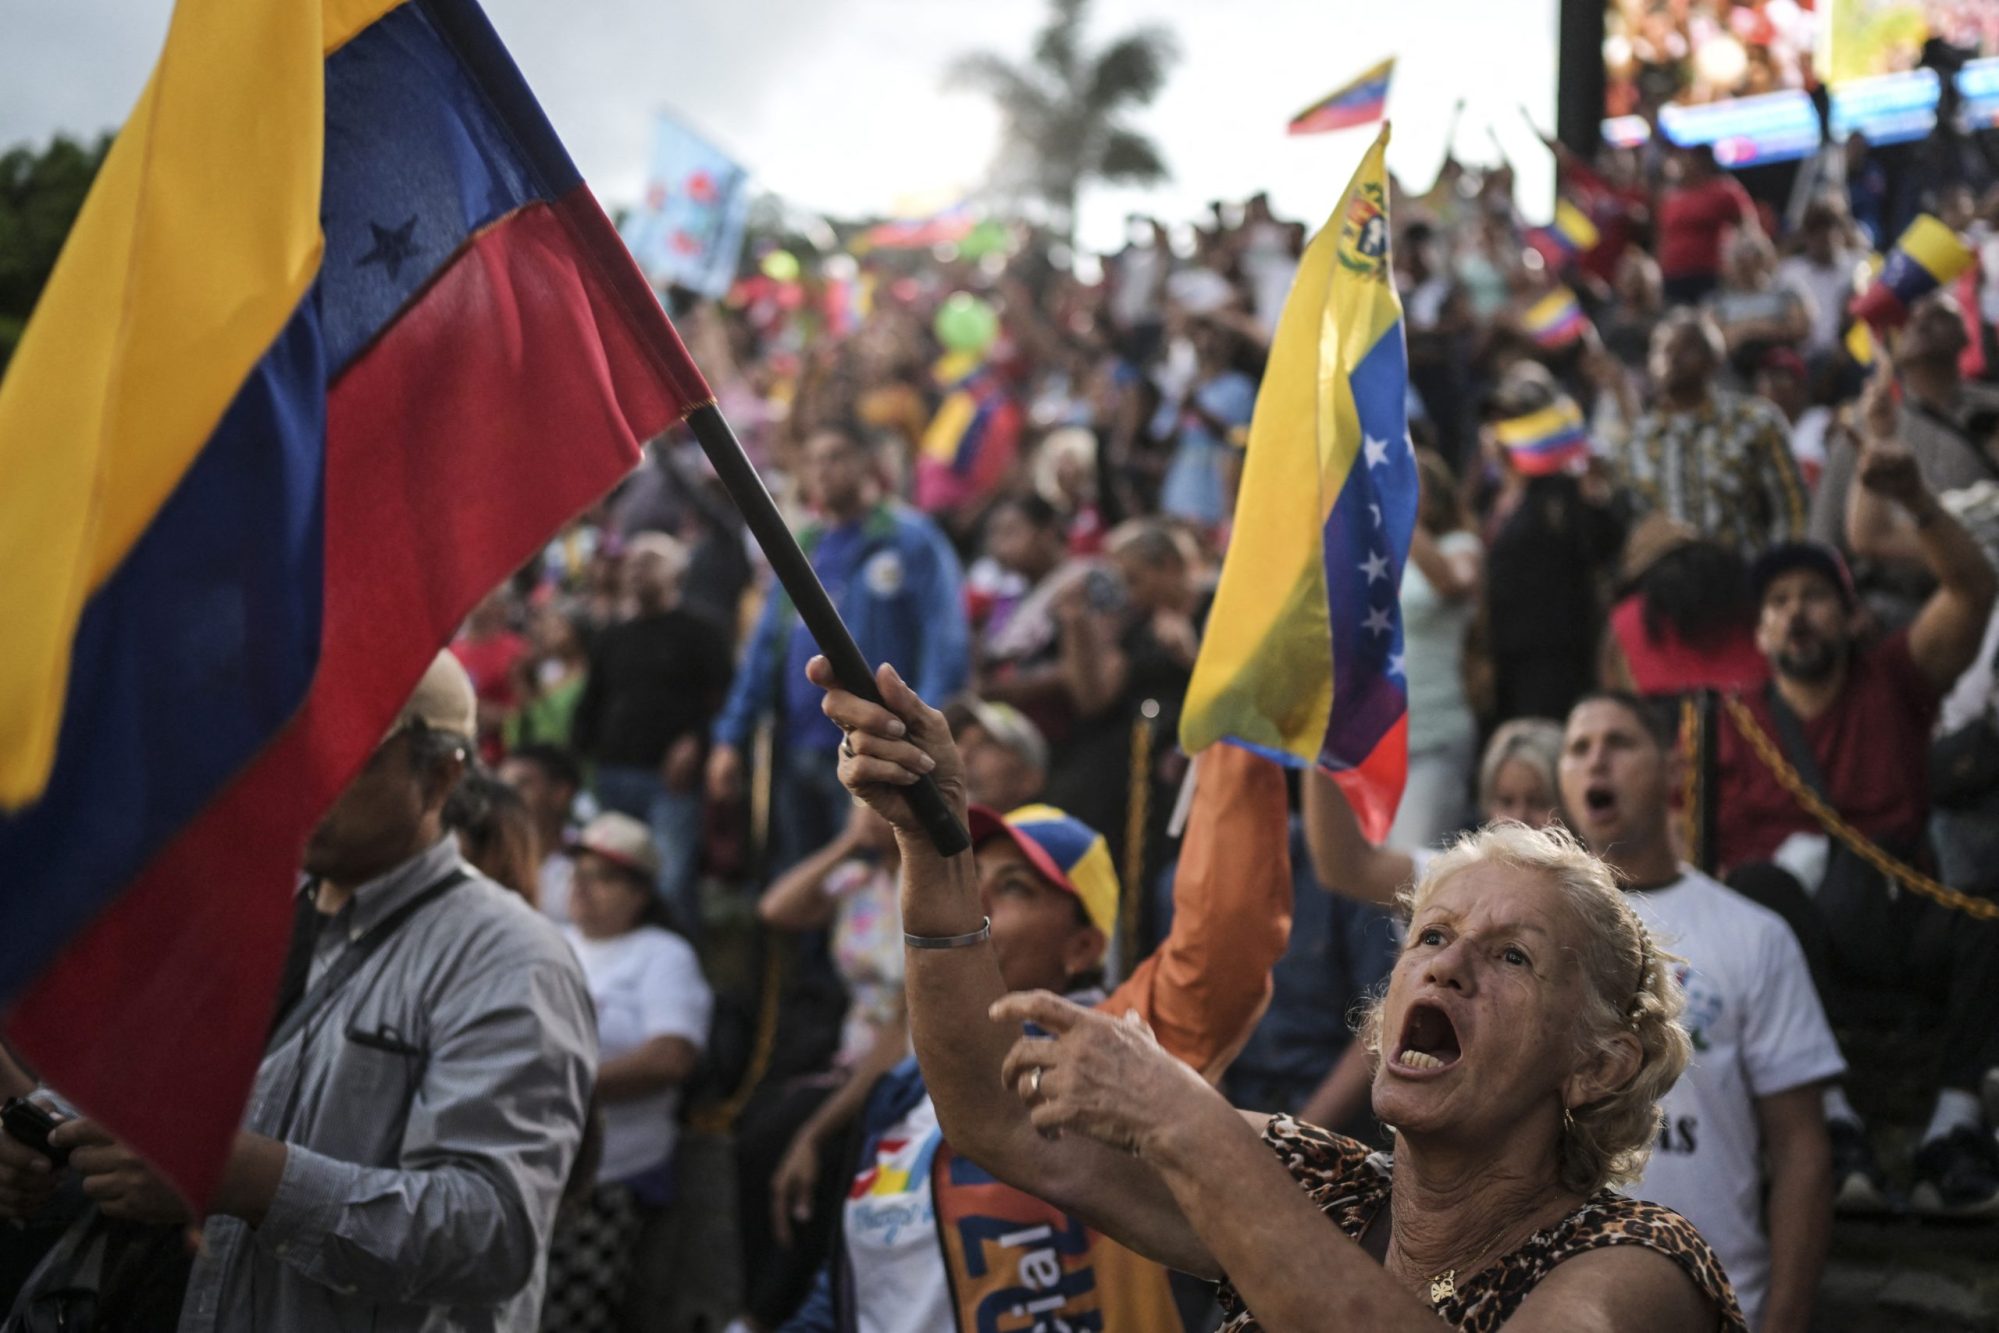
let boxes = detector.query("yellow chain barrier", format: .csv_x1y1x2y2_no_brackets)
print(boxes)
1676,695,1702,868
1719,693,1999,921
1118,701,1158,980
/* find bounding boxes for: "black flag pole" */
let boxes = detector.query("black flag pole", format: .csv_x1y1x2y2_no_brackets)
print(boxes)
682,403,971,857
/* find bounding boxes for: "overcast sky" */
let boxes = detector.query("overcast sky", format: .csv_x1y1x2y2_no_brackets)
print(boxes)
1,0,1558,252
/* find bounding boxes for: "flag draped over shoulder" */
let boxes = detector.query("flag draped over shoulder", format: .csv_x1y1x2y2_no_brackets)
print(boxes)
1180,128,1417,841
915,353,1023,515
1287,58,1394,136
0,0,711,1202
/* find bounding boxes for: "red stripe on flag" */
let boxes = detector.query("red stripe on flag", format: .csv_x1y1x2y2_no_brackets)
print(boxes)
6,190,705,1203
1288,98,1387,135
1331,712,1408,845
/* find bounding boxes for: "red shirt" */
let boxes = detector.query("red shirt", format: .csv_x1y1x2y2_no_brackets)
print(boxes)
1609,596,1768,696
1561,157,1649,287
1714,632,1938,873
451,630,527,763
1655,177,1753,281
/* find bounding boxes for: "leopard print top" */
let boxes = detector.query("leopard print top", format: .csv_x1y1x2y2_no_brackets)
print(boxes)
1216,1116,1748,1332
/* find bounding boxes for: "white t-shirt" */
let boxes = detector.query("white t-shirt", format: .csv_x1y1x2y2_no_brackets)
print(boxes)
1399,530,1481,753
1621,868,1844,1331
844,1095,951,1333
1775,253,1854,355
537,852,574,925
563,925,712,1183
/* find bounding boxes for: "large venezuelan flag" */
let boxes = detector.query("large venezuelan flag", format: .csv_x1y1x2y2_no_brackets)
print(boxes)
1181,128,1416,842
0,0,710,1201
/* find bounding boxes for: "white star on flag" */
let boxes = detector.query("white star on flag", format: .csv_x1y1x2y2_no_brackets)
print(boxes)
1388,652,1405,677
1359,550,1390,583
1363,605,1393,636
1404,431,1418,458
1369,502,1383,528
1363,435,1389,469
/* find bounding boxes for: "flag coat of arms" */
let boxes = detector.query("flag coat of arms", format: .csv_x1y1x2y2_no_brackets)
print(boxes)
1181,128,1417,840
0,0,711,1201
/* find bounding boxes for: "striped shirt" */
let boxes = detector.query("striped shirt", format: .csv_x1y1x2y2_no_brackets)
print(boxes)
1618,390,1809,556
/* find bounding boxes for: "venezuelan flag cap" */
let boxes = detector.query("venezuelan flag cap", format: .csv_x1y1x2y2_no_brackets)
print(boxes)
969,803,1119,936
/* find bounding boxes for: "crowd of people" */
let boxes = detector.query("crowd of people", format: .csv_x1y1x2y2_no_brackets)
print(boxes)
6,102,1999,1333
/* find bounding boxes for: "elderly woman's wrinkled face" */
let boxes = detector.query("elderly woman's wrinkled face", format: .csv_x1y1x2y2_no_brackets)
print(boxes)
1372,864,1587,1142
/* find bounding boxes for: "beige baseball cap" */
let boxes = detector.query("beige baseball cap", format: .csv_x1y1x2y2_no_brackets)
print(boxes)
384,650,478,741
570,811,663,882
944,695,1049,774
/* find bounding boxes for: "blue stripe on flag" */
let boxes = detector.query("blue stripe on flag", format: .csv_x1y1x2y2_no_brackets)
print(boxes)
0,296,328,1001
1319,329,1417,771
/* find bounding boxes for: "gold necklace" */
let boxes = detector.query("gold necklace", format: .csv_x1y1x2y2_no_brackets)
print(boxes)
1408,1230,1509,1308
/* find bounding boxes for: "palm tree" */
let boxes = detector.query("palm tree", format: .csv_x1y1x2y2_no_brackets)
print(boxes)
950,0,1177,242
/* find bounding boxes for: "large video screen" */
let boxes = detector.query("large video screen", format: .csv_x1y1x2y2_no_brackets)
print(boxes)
1823,0,1998,84
1825,1,1999,144
1604,0,1823,166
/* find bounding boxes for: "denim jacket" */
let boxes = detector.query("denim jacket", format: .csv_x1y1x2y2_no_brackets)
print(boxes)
712,502,968,751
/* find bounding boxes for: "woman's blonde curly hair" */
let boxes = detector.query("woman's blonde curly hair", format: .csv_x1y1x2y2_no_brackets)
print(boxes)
1360,821,1692,1197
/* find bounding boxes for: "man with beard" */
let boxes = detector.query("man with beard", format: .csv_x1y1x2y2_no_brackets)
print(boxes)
1713,433,1999,1218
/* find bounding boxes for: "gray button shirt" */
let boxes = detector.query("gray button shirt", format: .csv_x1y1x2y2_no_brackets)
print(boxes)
180,836,597,1333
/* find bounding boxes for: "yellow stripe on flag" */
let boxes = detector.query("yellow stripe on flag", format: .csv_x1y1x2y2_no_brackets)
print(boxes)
1180,126,1402,763
1554,199,1600,252
0,1,410,808
1898,214,1975,285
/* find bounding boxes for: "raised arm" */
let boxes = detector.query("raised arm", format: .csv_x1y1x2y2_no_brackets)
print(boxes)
1101,742,1291,1079
806,655,1214,1276
757,809,867,932
1844,371,1998,691
1302,768,1417,906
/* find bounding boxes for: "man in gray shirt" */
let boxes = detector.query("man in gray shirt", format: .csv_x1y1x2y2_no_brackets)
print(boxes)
13,651,597,1332
1810,294,1999,559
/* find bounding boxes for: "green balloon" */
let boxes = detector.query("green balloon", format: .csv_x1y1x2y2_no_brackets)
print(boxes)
935,292,998,354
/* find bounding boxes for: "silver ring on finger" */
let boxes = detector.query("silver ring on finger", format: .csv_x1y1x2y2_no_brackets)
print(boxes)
1030,1067,1044,1098
840,734,856,760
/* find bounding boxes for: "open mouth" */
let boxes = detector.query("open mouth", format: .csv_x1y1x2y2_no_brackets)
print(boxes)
1393,1001,1463,1073
1582,784,1618,821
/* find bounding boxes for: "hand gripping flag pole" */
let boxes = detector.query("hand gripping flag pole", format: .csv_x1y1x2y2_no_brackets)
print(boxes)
682,404,971,856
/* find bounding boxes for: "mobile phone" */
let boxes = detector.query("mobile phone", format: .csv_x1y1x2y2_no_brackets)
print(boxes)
1,1097,68,1167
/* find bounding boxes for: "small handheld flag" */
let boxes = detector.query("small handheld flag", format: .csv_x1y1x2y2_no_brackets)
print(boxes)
1521,286,1590,348
1288,58,1395,136
1848,214,1974,333
1181,126,1417,842
1528,200,1601,269
1495,398,1591,476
